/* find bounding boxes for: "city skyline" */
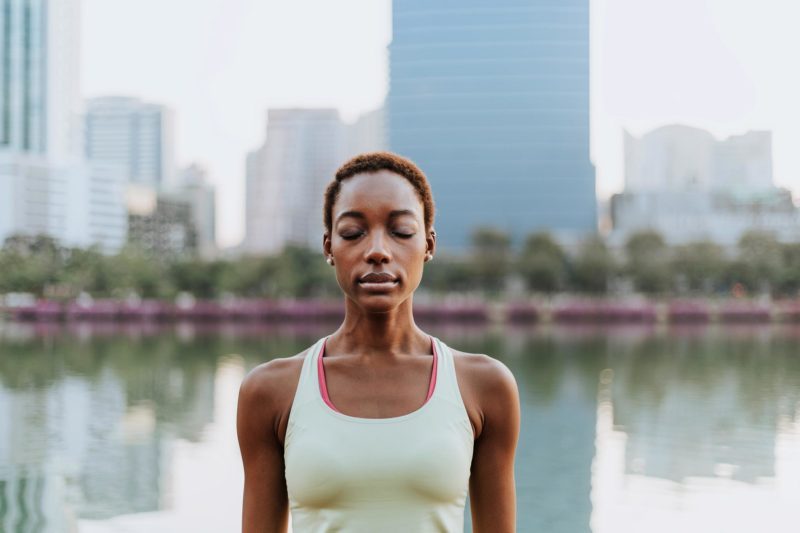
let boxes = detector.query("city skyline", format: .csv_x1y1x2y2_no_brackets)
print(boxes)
82,0,800,248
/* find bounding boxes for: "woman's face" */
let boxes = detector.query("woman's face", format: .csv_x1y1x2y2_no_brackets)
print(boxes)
323,170,435,311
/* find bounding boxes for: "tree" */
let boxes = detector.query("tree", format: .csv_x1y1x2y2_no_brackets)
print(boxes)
0,233,66,295
469,227,512,295
275,244,338,298
419,253,476,294
727,230,782,294
169,258,225,298
61,246,113,297
569,235,615,294
776,243,800,297
0,248,31,294
624,230,671,294
670,240,727,294
107,245,172,298
517,231,567,293
218,256,274,297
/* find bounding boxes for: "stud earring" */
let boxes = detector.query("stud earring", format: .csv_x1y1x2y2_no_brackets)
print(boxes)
326,257,334,266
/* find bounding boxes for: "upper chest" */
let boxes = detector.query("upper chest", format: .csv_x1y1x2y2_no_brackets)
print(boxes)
322,356,435,418
275,348,485,444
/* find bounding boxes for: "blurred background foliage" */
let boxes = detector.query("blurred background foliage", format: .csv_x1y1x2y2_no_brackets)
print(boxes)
2,228,799,300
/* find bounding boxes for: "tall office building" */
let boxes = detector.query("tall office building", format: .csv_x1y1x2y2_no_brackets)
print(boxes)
0,0,127,253
176,163,217,258
0,0,82,160
389,0,597,252
624,125,774,195
346,107,386,157
85,96,175,188
0,0,82,245
611,125,800,247
0,157,127,252
245,109,346,255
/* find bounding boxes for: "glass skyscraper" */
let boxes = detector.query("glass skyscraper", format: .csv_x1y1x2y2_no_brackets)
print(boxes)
0,0,81,160
85,96,175,188
389,0,597,252
0,0,127,253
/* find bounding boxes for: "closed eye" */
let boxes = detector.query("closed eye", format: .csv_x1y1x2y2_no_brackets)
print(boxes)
340,232,415,240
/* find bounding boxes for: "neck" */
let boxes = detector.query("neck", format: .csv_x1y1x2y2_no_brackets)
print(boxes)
328,295,430,359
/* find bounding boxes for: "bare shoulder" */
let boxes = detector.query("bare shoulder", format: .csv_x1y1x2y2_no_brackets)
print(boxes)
449,347,519,439
450,348,518,395
237,345,314,442
240,350,306,399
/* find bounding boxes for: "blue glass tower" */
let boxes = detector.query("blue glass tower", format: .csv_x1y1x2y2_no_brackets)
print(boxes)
389,0,597,252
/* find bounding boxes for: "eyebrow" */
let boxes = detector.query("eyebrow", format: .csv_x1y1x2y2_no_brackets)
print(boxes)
335,209,417,223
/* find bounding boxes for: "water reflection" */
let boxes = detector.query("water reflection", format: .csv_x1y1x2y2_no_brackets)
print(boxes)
607,324,800,483
590,324,800,533
0,321,798,532
1,323,246,532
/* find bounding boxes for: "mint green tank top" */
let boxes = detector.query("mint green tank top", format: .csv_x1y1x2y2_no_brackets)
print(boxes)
284,335,474,532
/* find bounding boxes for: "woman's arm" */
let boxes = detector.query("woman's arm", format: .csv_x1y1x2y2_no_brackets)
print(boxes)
237,361,292,533
467,357,521,533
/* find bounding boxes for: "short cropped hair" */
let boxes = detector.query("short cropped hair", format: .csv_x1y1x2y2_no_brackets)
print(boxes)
323,151,435,235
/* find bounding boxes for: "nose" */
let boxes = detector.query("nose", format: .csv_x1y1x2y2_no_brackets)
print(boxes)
364,229,391,264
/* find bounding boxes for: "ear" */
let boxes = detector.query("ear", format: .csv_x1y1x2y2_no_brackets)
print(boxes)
426,227,437,257
322,231,332,257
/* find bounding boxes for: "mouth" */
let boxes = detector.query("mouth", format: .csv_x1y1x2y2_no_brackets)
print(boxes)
358,278,400,291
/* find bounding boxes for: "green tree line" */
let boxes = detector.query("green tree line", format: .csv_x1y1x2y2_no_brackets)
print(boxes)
2,228,799,300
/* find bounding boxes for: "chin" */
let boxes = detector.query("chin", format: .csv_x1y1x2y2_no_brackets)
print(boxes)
348,290,409,311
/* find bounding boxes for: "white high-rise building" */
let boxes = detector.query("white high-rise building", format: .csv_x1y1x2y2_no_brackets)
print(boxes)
0,0,82,160
0,0,127,253
85,96,175,189
0,157,127,252
713,131,774,195
624,125,774,195
345,107,385,158
175,164,217,258
611,125,799,247
245,109,347,255
0,156,69,239
243,107,386,255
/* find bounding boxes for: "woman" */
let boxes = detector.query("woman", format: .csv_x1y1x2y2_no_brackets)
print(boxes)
237,152,520,532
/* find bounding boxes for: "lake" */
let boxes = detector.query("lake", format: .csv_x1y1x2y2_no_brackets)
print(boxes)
1,320,798,532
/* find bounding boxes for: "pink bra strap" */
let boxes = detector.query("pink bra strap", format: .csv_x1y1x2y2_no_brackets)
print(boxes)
318,336,438,413
426,337,438,401
318,337,337,411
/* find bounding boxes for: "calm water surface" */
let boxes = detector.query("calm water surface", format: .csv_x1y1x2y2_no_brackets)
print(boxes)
1,320,799,532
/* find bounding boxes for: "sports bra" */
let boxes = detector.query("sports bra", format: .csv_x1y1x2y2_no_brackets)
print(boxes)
284,335,474,532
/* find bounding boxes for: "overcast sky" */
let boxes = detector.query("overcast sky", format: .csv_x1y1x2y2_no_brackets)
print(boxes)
82,0,800,248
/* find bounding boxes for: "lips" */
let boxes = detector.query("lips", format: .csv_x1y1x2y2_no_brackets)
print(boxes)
359,272,397,283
